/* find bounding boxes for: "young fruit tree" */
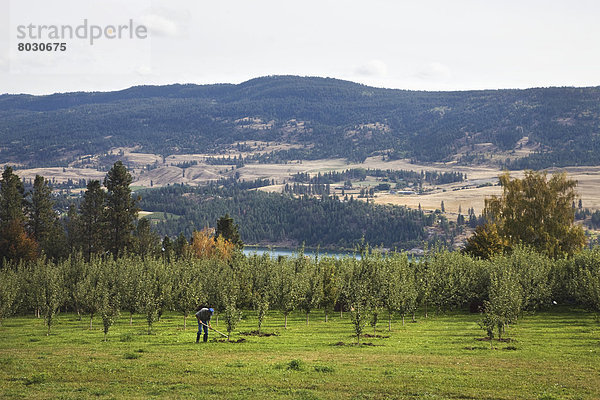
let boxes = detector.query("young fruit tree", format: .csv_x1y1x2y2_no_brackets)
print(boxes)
319,257,340,323
298,261,323,325
138,259,167,334
482,265,522,347
75,259,103,329
346,258,372,344
571,248,600,315
34,259,65,335
248,254,273,334
273,258,302,329
172,259,206,330
219,266,242,341
117,257,142,325
0,267,20,326
98,263,120,341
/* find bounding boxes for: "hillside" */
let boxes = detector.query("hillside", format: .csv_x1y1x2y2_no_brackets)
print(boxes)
1,76,600,168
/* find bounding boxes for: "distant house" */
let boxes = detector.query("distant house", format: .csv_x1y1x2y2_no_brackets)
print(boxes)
396,190,417,195
407,248,424,256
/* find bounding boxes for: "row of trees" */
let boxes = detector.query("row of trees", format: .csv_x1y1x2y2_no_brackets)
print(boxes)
0,162,139,264
1,246,599,344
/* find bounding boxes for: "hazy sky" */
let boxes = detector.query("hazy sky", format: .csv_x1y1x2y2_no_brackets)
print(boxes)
1,0,599,94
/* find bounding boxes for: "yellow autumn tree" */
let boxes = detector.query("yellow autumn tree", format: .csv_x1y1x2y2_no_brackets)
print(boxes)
188,228,235,261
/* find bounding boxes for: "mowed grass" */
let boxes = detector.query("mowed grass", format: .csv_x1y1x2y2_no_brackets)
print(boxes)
0,308,599,399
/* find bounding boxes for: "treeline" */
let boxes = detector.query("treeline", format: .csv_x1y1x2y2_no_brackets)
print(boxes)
292,168,465,187
1,246,599,343
0,162,142,265
138,184,436,250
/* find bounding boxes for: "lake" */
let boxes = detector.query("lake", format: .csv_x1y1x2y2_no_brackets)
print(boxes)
242,246,361,259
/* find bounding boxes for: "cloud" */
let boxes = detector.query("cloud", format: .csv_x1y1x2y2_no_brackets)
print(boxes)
355,59,388,77
415,62,452,81
140,14,182,38
135,65,153,76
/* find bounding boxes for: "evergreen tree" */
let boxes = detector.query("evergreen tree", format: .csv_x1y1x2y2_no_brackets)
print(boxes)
64,204,80,253
0,166,25,227
173,233,188,259
26,175,55,248
104,162,139,258
215,213,243,249
80,180,106,260
133,218,161,259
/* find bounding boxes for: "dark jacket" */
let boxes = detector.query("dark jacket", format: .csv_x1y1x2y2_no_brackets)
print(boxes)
196,308,212,322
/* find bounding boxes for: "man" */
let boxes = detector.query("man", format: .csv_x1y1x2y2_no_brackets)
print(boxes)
195,307,214,343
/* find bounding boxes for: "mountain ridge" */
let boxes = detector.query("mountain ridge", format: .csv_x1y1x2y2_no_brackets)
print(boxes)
2,75,600,168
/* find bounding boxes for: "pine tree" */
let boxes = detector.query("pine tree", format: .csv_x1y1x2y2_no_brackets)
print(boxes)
80,180,106,260
215,213,243,249
0,166,25,227
26,175,55,247
0,168,40,264
133,218,161,259
104,162,139,258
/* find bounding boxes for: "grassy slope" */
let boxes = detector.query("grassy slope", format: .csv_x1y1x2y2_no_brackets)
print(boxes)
0,309,598,399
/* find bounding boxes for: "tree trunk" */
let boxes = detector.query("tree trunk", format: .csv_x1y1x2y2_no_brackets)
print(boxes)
340,310,343,319
216,315,219,326
284,313,288,329
306,312,309,325
90,315,93,329
402,314,405,326
388,312,392,331
184,315,187,330
325,311,328,323
425,303,428,318
130,312,133,326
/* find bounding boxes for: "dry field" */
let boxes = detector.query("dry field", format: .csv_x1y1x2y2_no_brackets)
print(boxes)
13,151,600,216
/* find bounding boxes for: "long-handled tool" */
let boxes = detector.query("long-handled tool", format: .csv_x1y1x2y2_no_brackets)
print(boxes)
199,320,228,338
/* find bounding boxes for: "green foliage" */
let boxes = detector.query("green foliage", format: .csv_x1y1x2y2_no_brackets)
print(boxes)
141,184,431,250
425,250,488,313
272,257,302,328
248,254,273,333
463,223,505,260
104,161,139,258
79,180,106,260
98,261,120,341
172,259,205,330
485,171,586,258
26,175,55,251
0,268,20,326
482,264,522,343
379,253,418,329
569,247,600,313
319,257,341,322
345,258,372,344
34,258,65,335
215,213,243,249
137,259,170,334
219,266,242,340
298,260,323,325
0,166,25,226
133,218,161,260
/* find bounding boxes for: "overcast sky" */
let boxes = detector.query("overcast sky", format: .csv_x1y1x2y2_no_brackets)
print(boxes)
1,0,599,95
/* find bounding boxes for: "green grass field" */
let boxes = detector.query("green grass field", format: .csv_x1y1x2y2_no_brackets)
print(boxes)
0,308,598,399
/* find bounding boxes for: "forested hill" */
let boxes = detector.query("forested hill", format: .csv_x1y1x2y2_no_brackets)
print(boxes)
138,185,436,250
2,75,600,168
